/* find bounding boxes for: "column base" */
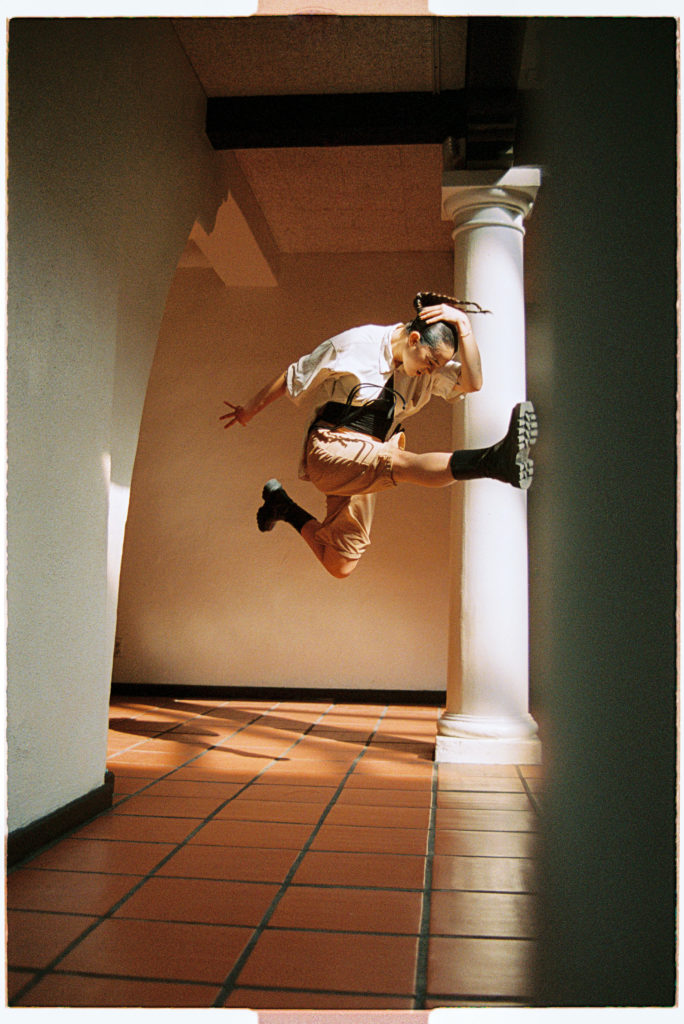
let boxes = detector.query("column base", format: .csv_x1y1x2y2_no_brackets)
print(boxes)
435,712,542,764
435,732,542,764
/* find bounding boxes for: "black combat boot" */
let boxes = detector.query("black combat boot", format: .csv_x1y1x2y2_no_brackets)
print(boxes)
257,479,315,533
449,402,538,489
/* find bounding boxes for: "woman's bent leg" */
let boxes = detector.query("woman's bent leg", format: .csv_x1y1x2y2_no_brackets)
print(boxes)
306,492,374,579
256,481,367,579
300,520,359,578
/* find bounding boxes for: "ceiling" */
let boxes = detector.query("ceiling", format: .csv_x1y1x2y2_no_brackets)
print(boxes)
172,16,469,96
172,16,529,257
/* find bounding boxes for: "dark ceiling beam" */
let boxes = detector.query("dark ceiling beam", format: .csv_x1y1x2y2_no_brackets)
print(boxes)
206,91,469,150
205,18,528,161
463,17,528,167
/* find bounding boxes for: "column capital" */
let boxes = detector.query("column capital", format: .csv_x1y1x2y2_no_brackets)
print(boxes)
442,166,541,234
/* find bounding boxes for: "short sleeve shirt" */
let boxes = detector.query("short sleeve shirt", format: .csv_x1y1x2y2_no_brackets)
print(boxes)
286,323,467,437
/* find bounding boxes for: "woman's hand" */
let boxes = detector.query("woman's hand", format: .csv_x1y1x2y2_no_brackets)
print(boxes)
420,304,482,392
419,303,471,335
219,401,249,429
219,372,288,431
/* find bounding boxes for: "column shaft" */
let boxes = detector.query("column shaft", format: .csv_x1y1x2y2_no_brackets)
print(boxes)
437,169,542,764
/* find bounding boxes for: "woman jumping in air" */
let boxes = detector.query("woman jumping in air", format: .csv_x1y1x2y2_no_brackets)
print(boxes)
220,292,537,579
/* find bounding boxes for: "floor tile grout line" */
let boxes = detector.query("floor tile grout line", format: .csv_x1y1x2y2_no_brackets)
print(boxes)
7,700,339,1006
23,846,428,869
16,837,536,868
47,818,536,836
9,877,537,904
229,983,422,1000
13,967,530,1007
210,705,393,1009
10,967,230,990
516,765,542,815
168,819,432,832
428,932,537,941
285,878,535,891
424,994,531,1006
421,887,538,895
413,761,438,1010
105,919,424,939
229,982,529,1001
435,827,539,834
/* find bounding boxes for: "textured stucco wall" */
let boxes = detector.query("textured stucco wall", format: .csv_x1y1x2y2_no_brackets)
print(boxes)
113,251,459,690
7,18,221,831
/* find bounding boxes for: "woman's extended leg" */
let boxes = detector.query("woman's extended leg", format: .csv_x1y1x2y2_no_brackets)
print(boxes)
393,401,538,490
390,450,454,487
387,452,450,487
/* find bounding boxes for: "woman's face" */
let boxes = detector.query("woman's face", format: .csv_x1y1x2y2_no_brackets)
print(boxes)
401,332,454,378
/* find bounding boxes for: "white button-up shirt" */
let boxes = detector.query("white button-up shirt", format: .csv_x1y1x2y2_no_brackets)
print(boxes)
286,323,467,477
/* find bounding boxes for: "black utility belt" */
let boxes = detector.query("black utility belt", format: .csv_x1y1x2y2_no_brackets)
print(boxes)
311,401,401,443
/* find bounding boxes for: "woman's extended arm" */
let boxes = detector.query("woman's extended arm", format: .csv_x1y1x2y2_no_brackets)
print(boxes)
420,304,483,393
220,370,287,429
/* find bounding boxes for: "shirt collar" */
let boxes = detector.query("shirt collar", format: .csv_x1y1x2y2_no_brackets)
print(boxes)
381,323,402,373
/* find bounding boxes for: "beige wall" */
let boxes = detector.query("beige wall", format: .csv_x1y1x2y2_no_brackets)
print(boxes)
7,19,222,831
113,251,457,690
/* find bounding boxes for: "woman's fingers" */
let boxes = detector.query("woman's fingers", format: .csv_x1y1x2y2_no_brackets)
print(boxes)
420,305,446,323
421,304,463,326
220,402,245,428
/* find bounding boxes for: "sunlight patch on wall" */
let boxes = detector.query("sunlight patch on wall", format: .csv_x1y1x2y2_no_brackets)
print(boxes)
104,451,131,634
183,195,278,288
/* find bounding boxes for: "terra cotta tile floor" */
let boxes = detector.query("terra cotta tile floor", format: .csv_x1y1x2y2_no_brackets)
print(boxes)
7,695,542,1013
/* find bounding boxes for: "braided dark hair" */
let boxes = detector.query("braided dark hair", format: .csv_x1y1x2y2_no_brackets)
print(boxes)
413,291,491,315
407,292,489,357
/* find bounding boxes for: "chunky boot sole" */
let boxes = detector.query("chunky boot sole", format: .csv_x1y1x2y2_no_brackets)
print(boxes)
509,402,537,489
256,478,286,532
515,454,535,489
485,401,538,489
514,401,538,453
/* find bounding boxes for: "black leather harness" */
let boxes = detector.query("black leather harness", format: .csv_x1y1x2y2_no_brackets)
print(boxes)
310,379,406,443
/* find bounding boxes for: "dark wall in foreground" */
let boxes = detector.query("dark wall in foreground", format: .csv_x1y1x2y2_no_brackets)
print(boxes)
522,18,677,1006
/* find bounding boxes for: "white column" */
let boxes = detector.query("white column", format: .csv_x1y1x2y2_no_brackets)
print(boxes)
436,168,542,765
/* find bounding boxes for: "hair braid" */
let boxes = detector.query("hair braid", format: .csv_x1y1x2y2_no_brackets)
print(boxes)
413,291,491,315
